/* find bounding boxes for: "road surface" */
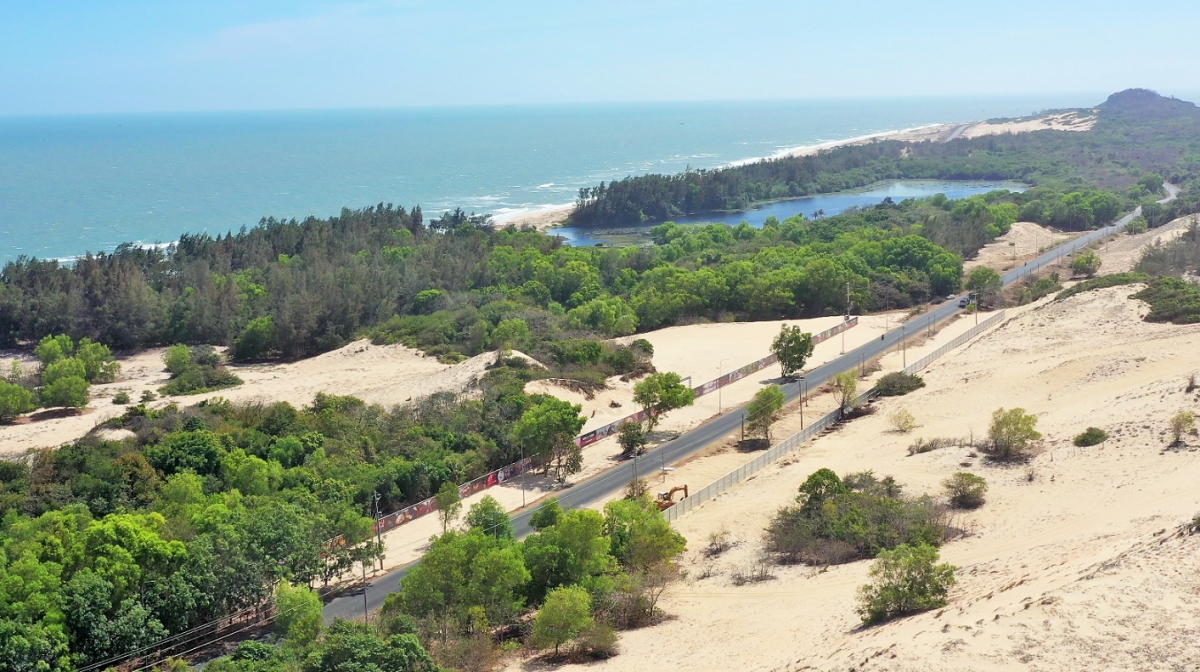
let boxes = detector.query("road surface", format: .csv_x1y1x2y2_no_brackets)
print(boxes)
324,186,1177,621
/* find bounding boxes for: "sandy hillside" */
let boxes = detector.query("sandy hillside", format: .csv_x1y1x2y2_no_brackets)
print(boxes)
513,285,1200,672
959,111,1096,139
0,341,537,457
964,221,1076,272
1096,213,1198,274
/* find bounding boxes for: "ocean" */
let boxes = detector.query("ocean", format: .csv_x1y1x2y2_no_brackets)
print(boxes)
0,95,1102,263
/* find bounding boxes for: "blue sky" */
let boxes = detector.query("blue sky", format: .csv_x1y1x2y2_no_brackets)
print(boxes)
3,0,1199,115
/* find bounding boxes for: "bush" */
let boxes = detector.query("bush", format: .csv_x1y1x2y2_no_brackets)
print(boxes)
986,408,1040,461
112,392,131,405
856,543,957,625
942,472,987,509
530,585,593,656
1133,277,1200,324
875,372,926,397
160,345,242,395
907,437,953,455
0,380,36,422
231,316,277,361
41,376,89,409
764,469,949,565
1070,250,1102,277
273,581,323,645
889,408,916,433
572,621,618,659
1073,427,1109,447
1055,272,1149,302
1170,411,1196,445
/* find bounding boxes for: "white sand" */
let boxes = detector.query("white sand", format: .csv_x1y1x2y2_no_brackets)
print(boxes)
958,111,1097,139
511,285,1200,672
964,221,1077,272
1096,213,1198,274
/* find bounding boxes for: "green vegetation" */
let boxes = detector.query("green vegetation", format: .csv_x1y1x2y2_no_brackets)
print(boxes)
874,371,925,396
570,90,1200,231
616,421,646,457
0,374,583,669
888,408,916,433
1132,277,1200,324
1055,271,1149,301
1073,427,1109,447
942,472,988,509
831,371,858,412
1013,272,1062,305
1071,250,1103,277
771,325,815,379
1170,411,1196,445
206,620,436,672
0,380,36,422
434,480,463,533
746,385,786,443
632,372,695,435
388,494,683,667
986,408,1042,461
512,395,587,482
0,334,122,417
1136,220,1200,276
765,469,950,565
159,344,243,395
856,543,957,625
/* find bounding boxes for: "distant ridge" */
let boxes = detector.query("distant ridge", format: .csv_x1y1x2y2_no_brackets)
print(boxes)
1097,88,1199,120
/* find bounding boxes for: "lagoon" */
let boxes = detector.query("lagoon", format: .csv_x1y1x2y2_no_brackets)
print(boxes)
551,180,1028,246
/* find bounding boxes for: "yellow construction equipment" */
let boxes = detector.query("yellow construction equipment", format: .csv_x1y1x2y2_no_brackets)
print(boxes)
655,485,688,510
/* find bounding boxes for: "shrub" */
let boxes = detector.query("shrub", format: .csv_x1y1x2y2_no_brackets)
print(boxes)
746,385,786,442
986,408,1041,461
231,316,277,361
942,472,987,509
1055,272,1149,302
41,376,89,409
1073,427,1108,447
889,408,916,433
831,371,858,412
140,390,157,403
530,585,593,656
875,372,926,397
273,581,323,645
160,345,242,395
1170,411,1196,445
0,380,36,422
1071,250,1102,277
907,437,953,455
1133,277,1200,324
764,469,949,565
573,621,618,659
112,392,131,405
856,543,957,625
163,344,193,375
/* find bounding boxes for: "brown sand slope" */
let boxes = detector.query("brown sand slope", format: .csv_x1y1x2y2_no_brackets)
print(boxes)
525,285,1200,672
964,221,1075,272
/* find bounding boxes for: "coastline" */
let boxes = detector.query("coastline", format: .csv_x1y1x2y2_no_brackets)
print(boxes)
498,122,966,231
500,110,1096,232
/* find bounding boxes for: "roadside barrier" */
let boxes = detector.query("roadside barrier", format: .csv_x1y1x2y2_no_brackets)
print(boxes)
664,310,1006,522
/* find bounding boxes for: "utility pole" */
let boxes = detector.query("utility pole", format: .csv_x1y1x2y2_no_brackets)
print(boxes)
902,324,907,369
361,562,369,622
520,443,526,508
372,491,383,570
799,376,805,429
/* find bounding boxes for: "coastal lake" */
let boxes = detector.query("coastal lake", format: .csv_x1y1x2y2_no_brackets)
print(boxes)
552,179,1028,246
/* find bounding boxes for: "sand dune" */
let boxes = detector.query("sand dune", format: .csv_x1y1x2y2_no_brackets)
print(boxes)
964,221,1076,272
523,285,1200,672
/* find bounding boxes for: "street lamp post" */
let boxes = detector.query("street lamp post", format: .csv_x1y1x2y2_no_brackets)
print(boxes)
799,376,805,429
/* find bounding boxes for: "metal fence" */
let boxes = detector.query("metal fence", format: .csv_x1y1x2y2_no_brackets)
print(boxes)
664,310,1007,523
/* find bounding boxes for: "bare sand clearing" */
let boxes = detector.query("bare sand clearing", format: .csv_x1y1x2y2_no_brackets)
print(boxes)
516,286,1200,672
958,111,1096,139
964,221,1076,272
0,342,540,457
1096,213,1198,274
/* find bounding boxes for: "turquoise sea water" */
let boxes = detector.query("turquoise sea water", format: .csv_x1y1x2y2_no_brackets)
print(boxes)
0,95,1100,263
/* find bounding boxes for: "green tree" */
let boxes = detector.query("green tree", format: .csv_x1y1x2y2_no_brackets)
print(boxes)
273,581,323,645
231,317,276,361
305,620,437,672
522,509,615,602
464,495,514,540
771,325,815,379
531,585,593,656
746,385,786,443
856,543,957,625
632,372,696,435
530,498,563,531
434,481,463,534
1170,411,1196,445
41,376,89,410
75,338,120,383
163,344,193,376
987,407,1041,460
942,472,987,509
513,397,586,483
831,371,858,413
616,421,646,458
34,334,74,365
602,496,686,570
0,380,36,422
965,266,1002,304
1071,250,1102,278
490,318,531,351
41,357,86,387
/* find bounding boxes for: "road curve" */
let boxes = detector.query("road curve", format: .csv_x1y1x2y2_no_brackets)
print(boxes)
324,185,1178,621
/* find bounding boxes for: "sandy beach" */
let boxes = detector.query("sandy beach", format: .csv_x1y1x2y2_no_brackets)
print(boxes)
502,111,1097,231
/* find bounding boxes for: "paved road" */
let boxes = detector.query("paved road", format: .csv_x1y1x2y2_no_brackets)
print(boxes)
324,186,1178,621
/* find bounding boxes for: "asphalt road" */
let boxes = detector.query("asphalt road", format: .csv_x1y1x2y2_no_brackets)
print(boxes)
324,187,1176,621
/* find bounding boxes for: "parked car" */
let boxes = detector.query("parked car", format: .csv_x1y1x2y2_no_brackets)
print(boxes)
958,297,970,308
